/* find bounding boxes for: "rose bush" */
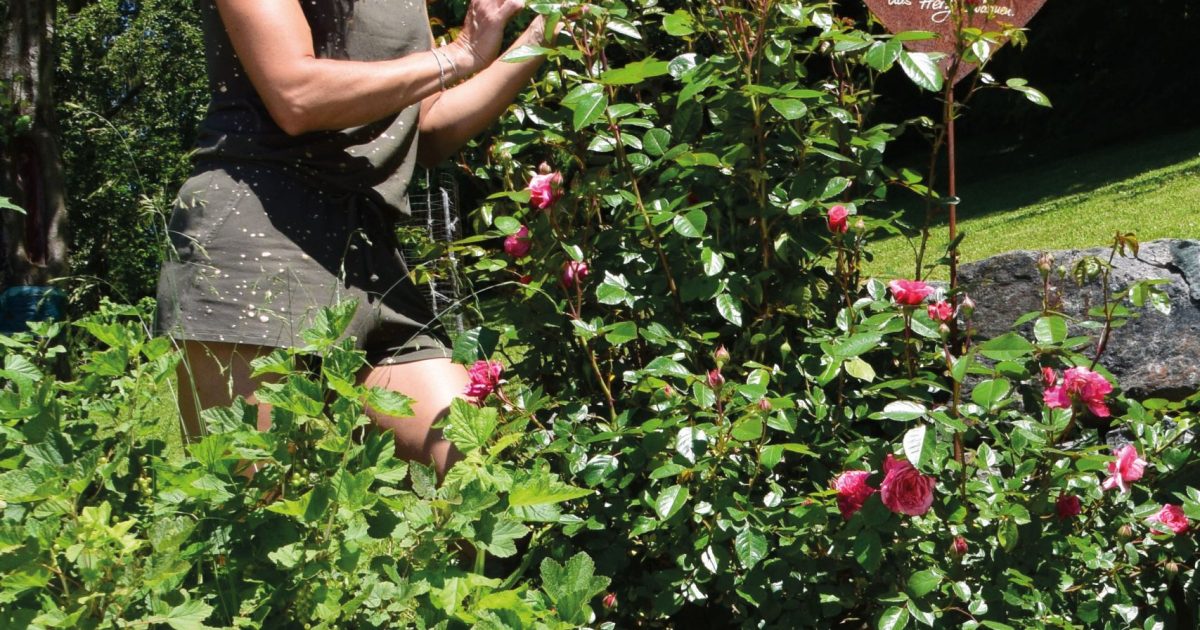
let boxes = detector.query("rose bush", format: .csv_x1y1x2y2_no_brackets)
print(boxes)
2,0,1198,627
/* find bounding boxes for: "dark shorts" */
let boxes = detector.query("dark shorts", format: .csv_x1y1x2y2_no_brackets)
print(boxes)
155,162,452,364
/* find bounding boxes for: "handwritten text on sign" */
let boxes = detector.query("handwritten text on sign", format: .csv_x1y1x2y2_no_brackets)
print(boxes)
864,0,1046,82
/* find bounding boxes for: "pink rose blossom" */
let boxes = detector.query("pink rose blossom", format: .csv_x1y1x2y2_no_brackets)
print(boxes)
1101,445,1147,494
527,170,563,210
1041,366,1058,389
879,454,936,516
503,225,532,258
1055,494,1081,520
950,536,968,556
561,260,590,289
888,279,933,307
464,360,503,401
1148,504,1189,534
832,470,877,519
926,300,953,323
1043,366,1113,417
827,205,849,234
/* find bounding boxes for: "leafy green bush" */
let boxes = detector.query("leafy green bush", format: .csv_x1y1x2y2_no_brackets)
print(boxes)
0,300,605,627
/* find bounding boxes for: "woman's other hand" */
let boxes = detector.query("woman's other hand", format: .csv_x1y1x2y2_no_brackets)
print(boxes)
450,0,528,74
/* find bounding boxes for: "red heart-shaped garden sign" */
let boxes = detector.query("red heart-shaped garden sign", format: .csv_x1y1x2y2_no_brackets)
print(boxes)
864,0,1048,83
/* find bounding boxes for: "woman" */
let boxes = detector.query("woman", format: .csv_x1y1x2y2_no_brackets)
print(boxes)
156,0,547,476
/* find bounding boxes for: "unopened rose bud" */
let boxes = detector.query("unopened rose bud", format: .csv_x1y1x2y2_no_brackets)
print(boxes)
758,398,772,412
938,323,951,337
1118,524,1134,539
707,368,725,390
1037,252,1055,276
854,217,866,232
1165,561,1180,576
602,592,617,609
538,161,553,175
518,274,532,285
714,345,730,367
663,384,674,397
959,295,976,318
951,536,968,556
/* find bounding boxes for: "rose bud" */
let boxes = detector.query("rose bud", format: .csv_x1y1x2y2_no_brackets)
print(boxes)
707,368,725,389
714,345,731,367
602,592,617,609
758,398,772,412
950,536,968,556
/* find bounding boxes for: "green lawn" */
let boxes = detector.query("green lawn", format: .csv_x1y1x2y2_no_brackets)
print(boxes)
866,127,1200,280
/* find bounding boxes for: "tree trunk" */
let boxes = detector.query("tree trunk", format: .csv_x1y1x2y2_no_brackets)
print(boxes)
1,0,67,287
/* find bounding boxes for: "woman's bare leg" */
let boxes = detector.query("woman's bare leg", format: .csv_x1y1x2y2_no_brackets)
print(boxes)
175,340,276,442
358,357,469,478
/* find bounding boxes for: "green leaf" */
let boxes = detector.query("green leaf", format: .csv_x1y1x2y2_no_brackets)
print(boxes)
881,401,926,421
864,40,902,71
0,195,26,215
878,606,910,630
768,98,808,120
442,399,498,453
1007,78,1052,107
716,293,743,326
561,83,608,130
830,332,882,358
365,387,414,418
701,247,725,276
853,530,882,571
731,417,764,441
643,128,671,156
600,58,671,85
970,378,1010,410
158,600,216,630
474,513,529,558
899,51,944,92
734,528,768,569
902,424,931,469
663,10,695,36
820,176,852,200
502,44,550,63
509,471,592,507
997,519,1019,552
907,570,942,597
978,333,1035,362
266,484,332,523
451,326,500,364
604,321,638,345
844,357,876,382
672,208,708,238
540,553,611,626
1034,316,1067,345
596,271,634,306
655,484,689,520
493,215,523,235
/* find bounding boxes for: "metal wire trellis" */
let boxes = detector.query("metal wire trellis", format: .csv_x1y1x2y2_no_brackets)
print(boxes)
402,168,464,334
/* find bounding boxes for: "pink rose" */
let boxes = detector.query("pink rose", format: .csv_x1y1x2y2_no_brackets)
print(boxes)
1043,366,1113,417
527,169,563,210
561,260,590,289
879,454,935,516
827,205,849,234
950,536,968,556
1101,445,1147,494
888,279,933,307
1055,493,1081,520
503,225,532,258
926,300,953,323
1041,366,1058,389
464,360,503,401
602,592,618,609
832,470,877,519
1148,504,1189,534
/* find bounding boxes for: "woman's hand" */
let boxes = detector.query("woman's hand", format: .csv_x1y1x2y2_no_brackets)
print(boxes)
450,0,528,74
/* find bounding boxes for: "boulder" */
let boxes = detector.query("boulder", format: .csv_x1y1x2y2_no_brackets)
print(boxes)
960,239,1200,401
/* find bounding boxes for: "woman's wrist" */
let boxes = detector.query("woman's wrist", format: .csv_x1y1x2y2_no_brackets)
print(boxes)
441,41,482,79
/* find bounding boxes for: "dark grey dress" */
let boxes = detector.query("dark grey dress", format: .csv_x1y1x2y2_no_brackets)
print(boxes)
156,0,451,363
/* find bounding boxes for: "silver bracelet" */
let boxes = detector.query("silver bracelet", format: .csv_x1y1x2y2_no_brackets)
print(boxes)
431,49,447,91
441,47,459,85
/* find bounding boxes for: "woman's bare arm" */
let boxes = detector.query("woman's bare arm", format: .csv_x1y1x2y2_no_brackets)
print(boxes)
214,0,524,136
417,18,549,166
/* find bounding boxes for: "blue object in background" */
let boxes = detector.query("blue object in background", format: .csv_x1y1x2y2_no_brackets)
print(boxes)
0,285,67,334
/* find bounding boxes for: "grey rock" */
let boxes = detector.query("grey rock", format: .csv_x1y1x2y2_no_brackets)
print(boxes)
960,239,1200,401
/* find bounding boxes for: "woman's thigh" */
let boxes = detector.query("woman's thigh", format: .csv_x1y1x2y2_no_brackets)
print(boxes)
358,357,469,477
175,340,277,441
